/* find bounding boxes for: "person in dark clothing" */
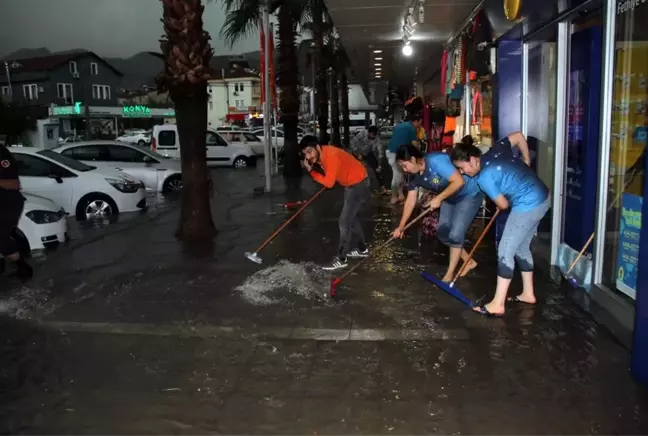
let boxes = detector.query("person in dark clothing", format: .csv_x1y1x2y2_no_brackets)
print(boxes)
0,145,33,280
350,125,381,191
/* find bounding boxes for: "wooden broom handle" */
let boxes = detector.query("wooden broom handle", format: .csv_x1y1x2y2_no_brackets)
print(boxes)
453,208,502,283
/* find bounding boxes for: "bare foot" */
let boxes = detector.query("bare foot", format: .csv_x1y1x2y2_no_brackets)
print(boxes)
507,294,536,305
473,301,505,316
459,259,478,277
441,273,453,283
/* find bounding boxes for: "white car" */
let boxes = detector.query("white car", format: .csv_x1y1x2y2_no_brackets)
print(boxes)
220,130,282,156
10,148,146,220
53,141,183,193
151,125,257,168
251,128,286,148
116,130,151,146
19,193,68,252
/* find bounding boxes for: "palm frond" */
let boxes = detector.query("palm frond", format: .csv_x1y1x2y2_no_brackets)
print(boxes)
220,0,263,47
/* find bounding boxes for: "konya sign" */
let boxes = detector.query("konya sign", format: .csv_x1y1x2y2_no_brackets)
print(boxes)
123,105,151,117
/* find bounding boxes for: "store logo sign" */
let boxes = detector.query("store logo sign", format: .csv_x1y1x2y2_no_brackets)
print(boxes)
123,105,151,117
617,0,646,14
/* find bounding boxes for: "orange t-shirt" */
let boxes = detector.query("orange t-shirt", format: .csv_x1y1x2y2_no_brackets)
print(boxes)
310,145,367,188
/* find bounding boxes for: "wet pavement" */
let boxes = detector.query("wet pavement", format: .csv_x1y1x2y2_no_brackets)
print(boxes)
1,164,647,434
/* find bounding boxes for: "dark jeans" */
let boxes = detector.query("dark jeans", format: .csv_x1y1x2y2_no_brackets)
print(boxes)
338,177,370,258
0,189,25,256
362,153,380,190
380,155,393,191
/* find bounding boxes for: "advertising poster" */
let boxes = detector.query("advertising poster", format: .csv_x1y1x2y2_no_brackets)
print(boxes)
616,193,642,299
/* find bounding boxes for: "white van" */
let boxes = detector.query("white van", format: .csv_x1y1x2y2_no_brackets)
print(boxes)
151,125,258,168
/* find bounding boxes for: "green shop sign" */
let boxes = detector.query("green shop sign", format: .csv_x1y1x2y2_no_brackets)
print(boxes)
52,102,82,116
123,105,151,117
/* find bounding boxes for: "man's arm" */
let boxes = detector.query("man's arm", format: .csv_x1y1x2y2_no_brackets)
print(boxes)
508,131,531,166
309,157,338,188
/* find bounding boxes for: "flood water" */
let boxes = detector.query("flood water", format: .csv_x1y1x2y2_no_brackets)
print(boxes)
1,166,647,434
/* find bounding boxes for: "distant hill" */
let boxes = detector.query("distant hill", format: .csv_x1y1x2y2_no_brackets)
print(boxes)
3,48,265,90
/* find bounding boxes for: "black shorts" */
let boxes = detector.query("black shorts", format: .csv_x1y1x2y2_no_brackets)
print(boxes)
0,189,25,256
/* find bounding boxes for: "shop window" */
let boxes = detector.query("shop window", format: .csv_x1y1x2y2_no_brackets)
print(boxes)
603,4,647,299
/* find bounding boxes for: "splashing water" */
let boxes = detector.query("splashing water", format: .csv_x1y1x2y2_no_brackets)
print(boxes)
235,260,331,305
0,285,50,319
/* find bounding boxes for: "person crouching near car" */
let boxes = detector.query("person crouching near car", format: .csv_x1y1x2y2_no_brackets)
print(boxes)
0,144,33,280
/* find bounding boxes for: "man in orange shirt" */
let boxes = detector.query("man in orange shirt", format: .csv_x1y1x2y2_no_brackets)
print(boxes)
300,135,371,271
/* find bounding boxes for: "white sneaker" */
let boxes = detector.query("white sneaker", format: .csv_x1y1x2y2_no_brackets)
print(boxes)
347,249,369,258
322,258,348,271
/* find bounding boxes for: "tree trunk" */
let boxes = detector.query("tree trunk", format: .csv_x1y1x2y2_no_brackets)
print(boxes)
173,84,216,241
340,69,350,147
312,4,329,145
277,6,302,183
330,67,341,146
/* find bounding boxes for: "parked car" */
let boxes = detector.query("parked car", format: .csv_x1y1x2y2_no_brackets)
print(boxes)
151,125,257,168
116,130,151,146
220,130,282,157
9,148,146,220
19,193,68,252
53,141,183,193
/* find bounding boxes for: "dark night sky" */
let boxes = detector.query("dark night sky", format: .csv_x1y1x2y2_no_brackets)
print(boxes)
0,0,260,59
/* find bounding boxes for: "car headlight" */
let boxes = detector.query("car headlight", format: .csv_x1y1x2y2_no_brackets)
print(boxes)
105,177,142,193
26,209,65,224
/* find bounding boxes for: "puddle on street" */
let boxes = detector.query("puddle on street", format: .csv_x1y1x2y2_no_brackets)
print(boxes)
235,260,332,305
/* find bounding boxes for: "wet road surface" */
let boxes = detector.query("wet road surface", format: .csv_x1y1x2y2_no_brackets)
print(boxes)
1,165,647,434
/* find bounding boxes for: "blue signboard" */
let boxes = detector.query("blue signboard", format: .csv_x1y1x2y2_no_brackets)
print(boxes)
616,193,642,298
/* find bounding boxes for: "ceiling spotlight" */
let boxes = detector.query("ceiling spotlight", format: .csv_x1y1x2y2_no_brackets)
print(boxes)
406,13,417,28
373,50,382,53
374,63,382,67
403,26,413,39
375,57,383,61
402,43,413,57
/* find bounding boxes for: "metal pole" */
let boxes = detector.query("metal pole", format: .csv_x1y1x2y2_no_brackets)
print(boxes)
263,2,272,192
550,18,570,266
521,42,529,137
592,0,616,285
273,107,279,174
4,61,13,100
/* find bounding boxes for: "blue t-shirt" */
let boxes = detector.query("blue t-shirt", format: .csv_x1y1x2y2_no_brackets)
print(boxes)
477,137,549,212
388,121,417,153
408,152,481,204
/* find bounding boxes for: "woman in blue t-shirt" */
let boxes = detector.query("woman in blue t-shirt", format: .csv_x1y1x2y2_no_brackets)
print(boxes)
450,136,549,317
393,144,484,283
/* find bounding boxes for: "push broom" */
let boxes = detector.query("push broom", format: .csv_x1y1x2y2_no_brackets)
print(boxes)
329,208,432,297
422,209,501,307
244,187,326,264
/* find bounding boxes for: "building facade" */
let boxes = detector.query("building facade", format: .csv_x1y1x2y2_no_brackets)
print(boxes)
207,60,261,127
480,0,648,385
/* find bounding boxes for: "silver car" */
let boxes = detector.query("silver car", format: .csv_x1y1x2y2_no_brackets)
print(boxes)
52,141,183,193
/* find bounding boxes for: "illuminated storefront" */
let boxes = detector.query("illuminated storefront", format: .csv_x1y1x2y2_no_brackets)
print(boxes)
488,0,648,383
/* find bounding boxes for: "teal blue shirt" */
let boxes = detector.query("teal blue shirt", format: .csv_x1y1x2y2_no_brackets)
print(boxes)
388,121,417,153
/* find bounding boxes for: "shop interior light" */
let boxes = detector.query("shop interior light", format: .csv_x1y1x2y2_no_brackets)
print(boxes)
375,57,383,61
374,63,382,67
373,49,383,53
402,43,413,56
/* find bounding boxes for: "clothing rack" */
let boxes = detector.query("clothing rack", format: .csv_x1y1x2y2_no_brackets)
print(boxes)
444,0,484,49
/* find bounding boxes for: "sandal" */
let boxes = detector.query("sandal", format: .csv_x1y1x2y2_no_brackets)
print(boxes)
473,306,504,318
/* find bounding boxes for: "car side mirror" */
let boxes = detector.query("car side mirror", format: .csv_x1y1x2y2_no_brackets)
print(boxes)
143,155,154,165
49,174,63,184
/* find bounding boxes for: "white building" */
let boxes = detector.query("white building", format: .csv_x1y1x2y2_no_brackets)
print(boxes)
207,64,261,127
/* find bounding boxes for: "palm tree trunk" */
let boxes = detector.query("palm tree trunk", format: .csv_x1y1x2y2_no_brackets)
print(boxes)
330,67,341,146
160,0,215,241
173,85,216,240
340,69,350,147
276,6,302,184
312,3,328,145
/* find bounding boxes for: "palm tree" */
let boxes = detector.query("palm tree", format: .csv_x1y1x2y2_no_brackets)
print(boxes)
339,59,351,147
159,0,216,241
327,37,341,146
221,0,308,181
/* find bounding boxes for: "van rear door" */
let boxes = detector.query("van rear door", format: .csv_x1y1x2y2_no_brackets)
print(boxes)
153,126,180,159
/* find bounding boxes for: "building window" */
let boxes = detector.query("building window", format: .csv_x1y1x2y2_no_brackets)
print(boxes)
22,84,38,100
208,101,213,110
69,61,78,75
92,85,111,100
57,83,74,102
239,83,244,92
234,83,239,92
90,62,99,76
602,3,647,300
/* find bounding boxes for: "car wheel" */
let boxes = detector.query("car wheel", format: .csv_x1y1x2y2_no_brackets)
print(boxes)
233,156,248,169
162,175,183,193
137,140,146,146
76,194,118,221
